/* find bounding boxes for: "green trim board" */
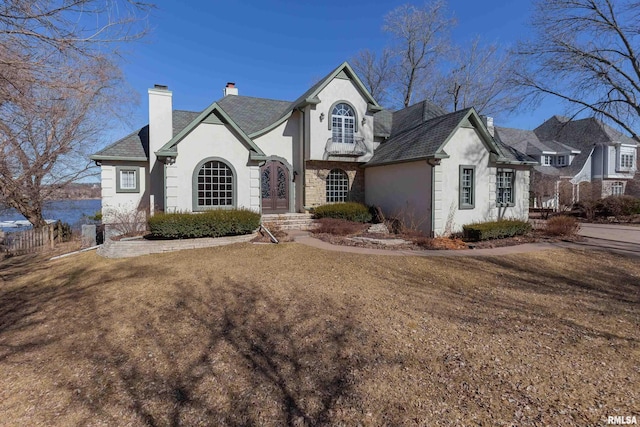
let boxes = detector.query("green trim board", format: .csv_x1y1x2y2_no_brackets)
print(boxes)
116,166,140,193
155,102,266,160
459,165,475,210
291,62,382,112
91,155,148,162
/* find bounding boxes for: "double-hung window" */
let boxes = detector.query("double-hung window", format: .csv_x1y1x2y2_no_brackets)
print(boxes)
116,166,139,193
459,166,475,209
556,155,567,166
496,169,515,206
542,155,553,166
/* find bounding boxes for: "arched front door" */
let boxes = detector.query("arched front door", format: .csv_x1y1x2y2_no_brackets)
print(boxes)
261,161,289,214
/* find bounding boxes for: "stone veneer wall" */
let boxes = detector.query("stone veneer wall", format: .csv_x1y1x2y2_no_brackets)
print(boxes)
305,160,365,208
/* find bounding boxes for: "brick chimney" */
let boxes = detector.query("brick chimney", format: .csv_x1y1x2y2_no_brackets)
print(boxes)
224,82,238,96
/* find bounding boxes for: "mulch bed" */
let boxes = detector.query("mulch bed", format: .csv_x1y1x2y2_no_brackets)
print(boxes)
312,230,585,251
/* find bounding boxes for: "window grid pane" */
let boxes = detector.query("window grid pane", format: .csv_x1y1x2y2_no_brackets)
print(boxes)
497,170,514,205
197,161,233,207
120,170,136,189
326,169,349,203
331,103,355,144
461,168,473,205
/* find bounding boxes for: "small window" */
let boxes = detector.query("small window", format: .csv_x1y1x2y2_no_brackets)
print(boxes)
542,155,553,166
459,166,475,209
620,153,635,169
497,169,515,206
326,169,349,203
193,159,235,210
611,181,624,196
556,155,566,166
116,166,139,193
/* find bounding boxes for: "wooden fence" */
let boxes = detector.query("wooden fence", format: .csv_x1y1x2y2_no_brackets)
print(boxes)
0,223,56,255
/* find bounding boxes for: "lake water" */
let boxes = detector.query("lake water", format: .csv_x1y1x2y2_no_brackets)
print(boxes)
0,199,101,231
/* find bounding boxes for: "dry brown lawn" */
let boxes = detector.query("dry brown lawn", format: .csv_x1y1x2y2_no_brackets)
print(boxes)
0,243,638,426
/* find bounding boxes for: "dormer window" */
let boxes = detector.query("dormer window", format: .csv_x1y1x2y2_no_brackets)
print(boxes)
542,155,553,166
556,155,567,166
621,153,635,169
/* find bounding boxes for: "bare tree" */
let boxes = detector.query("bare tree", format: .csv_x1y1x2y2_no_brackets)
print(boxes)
350,49,394,106
425,37,521,116
0,0,152,226
514,0,640,141
383,1,454,108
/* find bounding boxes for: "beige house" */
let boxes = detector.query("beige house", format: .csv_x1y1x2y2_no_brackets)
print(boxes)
91,62,535,236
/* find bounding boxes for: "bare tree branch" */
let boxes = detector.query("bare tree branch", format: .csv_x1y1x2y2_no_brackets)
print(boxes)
513,0,640,141
0,0,152,226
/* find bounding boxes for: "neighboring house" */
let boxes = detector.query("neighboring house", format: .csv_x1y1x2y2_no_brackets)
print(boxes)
495,116,639,209
91,62,535,236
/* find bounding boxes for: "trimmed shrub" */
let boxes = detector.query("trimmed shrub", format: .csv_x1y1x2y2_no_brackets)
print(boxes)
313,202,372,223
148,209,260,239
311,218,368,236
463,219,532,241
545,215,580,237
596,196,640,218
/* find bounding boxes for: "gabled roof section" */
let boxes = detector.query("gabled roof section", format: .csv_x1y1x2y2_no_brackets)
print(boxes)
390,100,449,137
156,102,266,161
365,108,511,167
91,110,199,161
217,95,293,136
291,62,382,112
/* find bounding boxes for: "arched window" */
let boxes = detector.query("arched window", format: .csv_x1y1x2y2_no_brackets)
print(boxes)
331,103,355,144
193,159,235,210
326,169,349,203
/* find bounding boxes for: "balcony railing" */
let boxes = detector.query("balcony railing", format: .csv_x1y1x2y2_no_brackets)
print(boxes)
325,136,367,157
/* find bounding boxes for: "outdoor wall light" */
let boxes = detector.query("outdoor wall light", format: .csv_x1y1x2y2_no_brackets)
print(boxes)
319,112,325,122
361,117,367,126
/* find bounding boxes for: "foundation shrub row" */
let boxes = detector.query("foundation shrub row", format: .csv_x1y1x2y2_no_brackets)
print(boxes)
463,219,532,241
312,202,372,223
148,209,260,239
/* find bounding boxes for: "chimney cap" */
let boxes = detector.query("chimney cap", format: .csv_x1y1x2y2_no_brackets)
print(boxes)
226,82,236,88
153,84,169,90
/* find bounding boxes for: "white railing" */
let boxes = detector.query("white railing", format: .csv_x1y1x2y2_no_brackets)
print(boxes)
325,136,367,157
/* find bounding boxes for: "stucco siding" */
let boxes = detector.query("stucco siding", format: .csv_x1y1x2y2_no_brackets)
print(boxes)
308,77,375,162
164,122,260,213
437,127,494,234
100,161,148,224
365,161,432,235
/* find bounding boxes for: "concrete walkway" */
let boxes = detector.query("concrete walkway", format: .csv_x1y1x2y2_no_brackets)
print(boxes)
575,223,640,256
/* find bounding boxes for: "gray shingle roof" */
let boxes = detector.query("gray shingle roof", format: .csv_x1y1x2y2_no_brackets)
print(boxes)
366,108,472,167
535,116,636,146
374,109,393,137
390,100,449,137
92,110,199,160
216,95,292,135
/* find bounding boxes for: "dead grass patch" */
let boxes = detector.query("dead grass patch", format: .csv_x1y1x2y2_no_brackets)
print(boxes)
0,245,638,425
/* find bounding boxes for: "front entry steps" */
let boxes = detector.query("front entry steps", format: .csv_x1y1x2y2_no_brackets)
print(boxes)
261,213,316,230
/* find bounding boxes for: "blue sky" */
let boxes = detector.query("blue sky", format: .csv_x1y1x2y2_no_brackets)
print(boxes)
116,0,555,140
